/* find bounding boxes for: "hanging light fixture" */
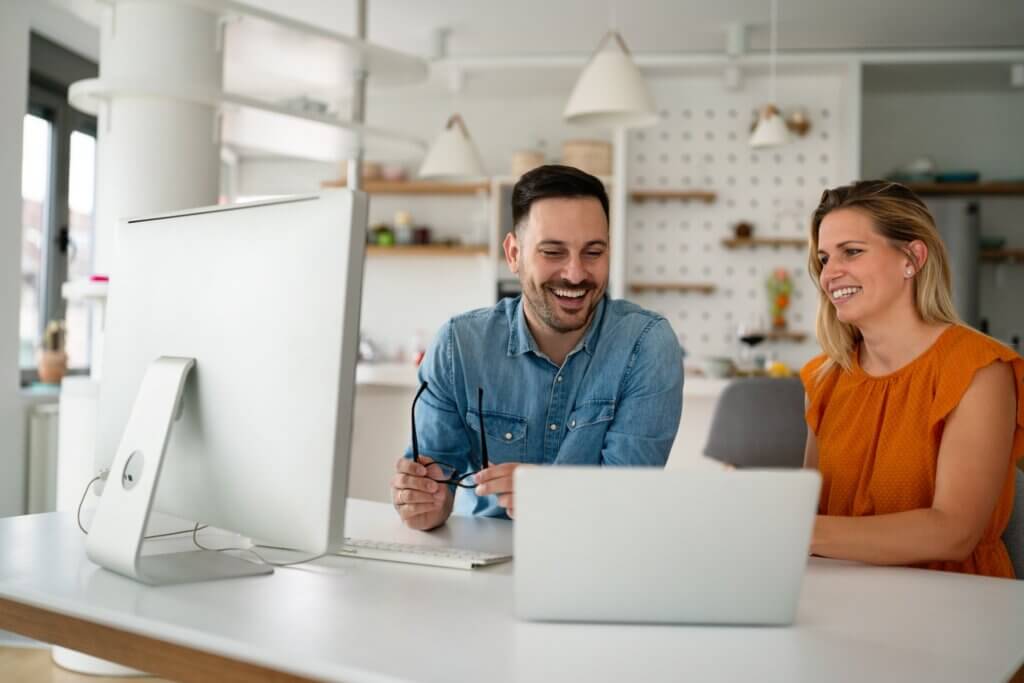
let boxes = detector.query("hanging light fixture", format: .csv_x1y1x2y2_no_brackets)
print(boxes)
564,31,657,128
418,114,485,179
749,0,789,148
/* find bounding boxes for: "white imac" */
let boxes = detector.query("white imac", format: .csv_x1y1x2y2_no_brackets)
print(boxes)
86,191,368,585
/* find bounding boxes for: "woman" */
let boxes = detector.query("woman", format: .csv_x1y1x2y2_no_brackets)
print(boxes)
801,180,1024,578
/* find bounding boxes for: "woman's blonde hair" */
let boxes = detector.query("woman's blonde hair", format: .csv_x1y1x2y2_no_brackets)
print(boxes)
808,180,960,379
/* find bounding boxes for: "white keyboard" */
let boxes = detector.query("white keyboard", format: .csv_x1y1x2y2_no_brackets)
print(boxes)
338,538,512,570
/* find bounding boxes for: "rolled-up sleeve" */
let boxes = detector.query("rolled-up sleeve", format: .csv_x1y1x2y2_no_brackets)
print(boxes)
601,318,684,466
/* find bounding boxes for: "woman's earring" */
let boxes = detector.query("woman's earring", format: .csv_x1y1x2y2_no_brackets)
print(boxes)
905,268,914,278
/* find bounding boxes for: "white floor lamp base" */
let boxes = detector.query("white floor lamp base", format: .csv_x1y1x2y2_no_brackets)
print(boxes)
52,646,146,676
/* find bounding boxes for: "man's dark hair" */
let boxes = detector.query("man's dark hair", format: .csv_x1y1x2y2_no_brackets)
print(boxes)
511,164,610,233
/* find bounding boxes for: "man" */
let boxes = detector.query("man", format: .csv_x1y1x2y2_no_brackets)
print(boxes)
390,165,684,529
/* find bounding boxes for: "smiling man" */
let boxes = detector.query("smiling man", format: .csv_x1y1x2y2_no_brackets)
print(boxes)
390,165,684,529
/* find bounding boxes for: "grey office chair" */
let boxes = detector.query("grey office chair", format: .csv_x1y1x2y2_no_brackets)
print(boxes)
703,377,807,468
1005,468,1024,580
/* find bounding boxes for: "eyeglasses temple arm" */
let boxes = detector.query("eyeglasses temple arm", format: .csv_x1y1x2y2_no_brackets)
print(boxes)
411,381,428,465
477,386,489,469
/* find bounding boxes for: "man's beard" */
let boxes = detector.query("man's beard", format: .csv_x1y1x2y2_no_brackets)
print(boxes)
521,277,602,334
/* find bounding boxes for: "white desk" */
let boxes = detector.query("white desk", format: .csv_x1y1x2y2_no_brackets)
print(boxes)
1,500,1022,683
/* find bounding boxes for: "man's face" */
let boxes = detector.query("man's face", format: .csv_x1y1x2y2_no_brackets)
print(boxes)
503,196,609,335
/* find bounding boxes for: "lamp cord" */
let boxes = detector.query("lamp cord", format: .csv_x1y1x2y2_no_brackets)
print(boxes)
770,0,778,103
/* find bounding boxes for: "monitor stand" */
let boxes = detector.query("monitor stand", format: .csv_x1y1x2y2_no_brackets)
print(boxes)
85,356,273,585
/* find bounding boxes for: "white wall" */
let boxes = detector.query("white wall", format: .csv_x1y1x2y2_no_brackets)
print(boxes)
237,65,868,371
862,73,1024,346
626,67,855,370
0,1,99,517
236,84,600,357
0,1,31,517
861,89,1024,180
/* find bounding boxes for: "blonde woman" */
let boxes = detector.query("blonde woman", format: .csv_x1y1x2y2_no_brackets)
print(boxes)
801,180,1024,578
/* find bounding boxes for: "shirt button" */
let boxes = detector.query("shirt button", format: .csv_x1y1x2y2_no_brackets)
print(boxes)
549,423,558,431
556,375,563,383
504,432,513,441
570,419,576,428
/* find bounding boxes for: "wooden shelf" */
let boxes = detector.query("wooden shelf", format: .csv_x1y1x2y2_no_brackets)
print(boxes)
366,245,488,256
762,330,809,342
321,180,490,195
981,248,1024,264
903,182,1024,196
629,282,716,294
630,189,716,203
722,237,807,249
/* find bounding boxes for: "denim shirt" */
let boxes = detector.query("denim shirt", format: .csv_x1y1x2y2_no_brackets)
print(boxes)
404,295,685,518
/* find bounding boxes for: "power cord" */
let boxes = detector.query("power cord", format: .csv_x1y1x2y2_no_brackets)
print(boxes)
190,527,328,568
76,471,207,539
76,471,325,568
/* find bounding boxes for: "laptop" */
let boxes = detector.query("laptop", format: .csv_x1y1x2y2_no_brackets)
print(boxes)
514,466,820,625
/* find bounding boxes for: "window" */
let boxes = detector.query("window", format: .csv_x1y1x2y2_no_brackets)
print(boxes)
19,34,97,385
19,114,52,370
66,130,97,369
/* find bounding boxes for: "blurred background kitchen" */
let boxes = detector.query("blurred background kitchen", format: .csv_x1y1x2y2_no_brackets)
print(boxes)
2,0,1023,516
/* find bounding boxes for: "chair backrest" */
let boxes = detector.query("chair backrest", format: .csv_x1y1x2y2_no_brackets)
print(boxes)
703,377,807,468
1005,467,1024,580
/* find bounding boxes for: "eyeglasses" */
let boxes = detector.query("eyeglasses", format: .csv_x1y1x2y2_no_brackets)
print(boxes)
410,381,490,489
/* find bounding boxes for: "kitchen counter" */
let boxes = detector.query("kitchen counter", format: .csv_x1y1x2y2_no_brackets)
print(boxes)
356,363,730,398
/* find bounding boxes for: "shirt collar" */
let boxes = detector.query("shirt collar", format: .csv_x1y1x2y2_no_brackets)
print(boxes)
507,295,607,358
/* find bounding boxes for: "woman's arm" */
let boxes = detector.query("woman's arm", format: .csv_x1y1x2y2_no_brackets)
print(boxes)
803,394,819,469
811,361,1016,565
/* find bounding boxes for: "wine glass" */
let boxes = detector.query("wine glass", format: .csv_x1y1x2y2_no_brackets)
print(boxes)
735,314,767,372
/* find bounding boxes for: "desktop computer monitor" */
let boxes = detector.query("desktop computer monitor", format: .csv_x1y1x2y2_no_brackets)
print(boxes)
86,191,367,585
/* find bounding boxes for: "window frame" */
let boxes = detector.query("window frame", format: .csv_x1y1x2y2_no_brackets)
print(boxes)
20,34,98,386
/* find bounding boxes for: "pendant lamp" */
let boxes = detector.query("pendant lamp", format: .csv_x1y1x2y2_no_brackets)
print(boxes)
749,0,789,148
418,114,485,179
564,31,657,128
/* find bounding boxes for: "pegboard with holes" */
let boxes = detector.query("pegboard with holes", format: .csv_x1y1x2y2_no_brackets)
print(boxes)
625,71,853,368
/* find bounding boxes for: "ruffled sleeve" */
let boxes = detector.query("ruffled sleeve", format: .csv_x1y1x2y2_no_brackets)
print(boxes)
927,330,1024,463
800,354,831,435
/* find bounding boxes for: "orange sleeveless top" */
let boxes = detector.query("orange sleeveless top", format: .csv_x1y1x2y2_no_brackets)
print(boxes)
800,325,1024,578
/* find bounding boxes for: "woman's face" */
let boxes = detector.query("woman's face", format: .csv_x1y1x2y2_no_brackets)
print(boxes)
816,208,918,327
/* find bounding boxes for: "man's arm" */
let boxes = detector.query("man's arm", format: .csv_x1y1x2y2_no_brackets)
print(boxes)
391,321,472,529
601,318,684,466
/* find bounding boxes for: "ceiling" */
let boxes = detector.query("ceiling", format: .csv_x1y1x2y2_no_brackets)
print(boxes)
57,0,1024,59
237,0,1024,56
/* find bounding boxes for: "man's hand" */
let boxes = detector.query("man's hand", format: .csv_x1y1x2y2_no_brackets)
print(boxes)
473,462,528,519
390,456,453,530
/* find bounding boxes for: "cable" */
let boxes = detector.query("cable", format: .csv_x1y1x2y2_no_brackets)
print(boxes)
191,527,327,568
75,474,323,568
76,475,103,535
76,473,207,539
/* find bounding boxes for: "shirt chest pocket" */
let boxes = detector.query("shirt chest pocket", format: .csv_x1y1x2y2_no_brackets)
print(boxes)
467,410,527,464
566,399,616,433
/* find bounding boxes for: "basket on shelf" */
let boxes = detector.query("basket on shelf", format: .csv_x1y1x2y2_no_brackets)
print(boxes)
561,139,611,177
512,150,545,177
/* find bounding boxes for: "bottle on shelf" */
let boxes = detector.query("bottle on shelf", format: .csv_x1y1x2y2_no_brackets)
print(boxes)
410,330,427,366
394,210,414,245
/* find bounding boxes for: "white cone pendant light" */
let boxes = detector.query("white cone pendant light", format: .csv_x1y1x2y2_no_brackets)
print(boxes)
750,104,789,148
418,114,485,179
749,0,789,148
564,31,657,128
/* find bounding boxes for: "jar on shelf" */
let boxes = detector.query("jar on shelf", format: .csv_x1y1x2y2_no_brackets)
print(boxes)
394,210,414,245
